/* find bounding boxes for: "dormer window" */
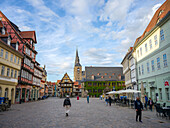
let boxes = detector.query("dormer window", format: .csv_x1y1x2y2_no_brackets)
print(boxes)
158,10,164,16
7,36,11,45
2,27,5,35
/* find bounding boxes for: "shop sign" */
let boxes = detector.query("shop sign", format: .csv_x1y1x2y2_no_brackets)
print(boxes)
164,80,169,86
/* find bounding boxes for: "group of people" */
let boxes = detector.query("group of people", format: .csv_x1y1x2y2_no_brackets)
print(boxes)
144,95,154,111
105,96,112,106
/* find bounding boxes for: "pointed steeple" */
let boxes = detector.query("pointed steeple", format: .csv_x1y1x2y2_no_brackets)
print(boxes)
75,48,81,66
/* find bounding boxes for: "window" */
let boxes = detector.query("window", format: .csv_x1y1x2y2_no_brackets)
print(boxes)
65,80,68,82
112,73,115,75
1,66,5,76
97,73,100,75
159,88,162,100
141,65,144,75
139,66,141,75
14,70,17,78
163,54,167,67
157,57,160,69
145,43,148,52
149,39,152,49
105,73,107,75
14,56,17,63
158,10,163,16
18,58,20,64
11,69,13,77
137,50,139,57
140,47,142,56
32,52,34,58
151,60,155,71
7,68,10,77
160,29,164,41
0,49,3,57
10,54,13,62
166,88,169,101
154,35,158,45
147,62,149,73
5,51,8,59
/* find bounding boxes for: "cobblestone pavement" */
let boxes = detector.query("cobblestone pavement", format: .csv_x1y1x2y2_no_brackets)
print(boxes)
0,97,170,128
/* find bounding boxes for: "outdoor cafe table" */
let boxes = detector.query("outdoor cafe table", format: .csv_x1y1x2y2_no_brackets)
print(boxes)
162,107,170,117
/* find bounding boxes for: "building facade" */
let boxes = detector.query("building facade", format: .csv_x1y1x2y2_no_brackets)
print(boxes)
59,73,74,97
133,0,170,105
40,65,47,98
83,67,125,97
32,61,43,100
0,39,23,104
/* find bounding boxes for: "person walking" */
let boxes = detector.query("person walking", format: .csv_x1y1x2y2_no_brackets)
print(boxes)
108,96,112,106
87,95,89,103
135,97,143,122
144,95,148,110
105,97,108,106
148,97,153,111
63,95,71,117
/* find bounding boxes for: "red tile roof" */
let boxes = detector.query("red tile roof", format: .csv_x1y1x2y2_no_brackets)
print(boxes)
74,82,79,85
20,31,37,43
57,80,61,83
134,0,170,46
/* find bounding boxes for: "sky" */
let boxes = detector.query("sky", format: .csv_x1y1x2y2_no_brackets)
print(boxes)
0,0,165,81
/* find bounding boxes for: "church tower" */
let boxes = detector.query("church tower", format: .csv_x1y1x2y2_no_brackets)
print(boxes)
74,48,82,81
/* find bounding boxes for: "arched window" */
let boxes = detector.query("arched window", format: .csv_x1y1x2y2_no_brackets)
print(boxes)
5,88,8,98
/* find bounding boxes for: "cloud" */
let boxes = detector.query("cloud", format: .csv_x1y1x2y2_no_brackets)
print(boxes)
0,0,165,81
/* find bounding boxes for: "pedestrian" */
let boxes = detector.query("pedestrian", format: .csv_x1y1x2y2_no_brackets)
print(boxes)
87,95,89,103
105,97,108,106
135,97,143,122
63,95,71,117
144,95,148,110
108,96,112,106
148,97,153,111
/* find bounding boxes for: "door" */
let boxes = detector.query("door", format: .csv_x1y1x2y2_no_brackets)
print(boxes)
150,88,156,102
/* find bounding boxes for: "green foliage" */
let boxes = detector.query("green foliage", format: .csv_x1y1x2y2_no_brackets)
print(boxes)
84,81,125,97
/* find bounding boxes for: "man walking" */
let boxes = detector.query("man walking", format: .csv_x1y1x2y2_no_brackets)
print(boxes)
108,96,112,106
135,97,143,122
144,95,148,110
87,95,89,103
63,95,71,117
148,97,153,111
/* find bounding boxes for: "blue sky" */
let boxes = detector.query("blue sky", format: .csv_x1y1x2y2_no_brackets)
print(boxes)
0,0,165,81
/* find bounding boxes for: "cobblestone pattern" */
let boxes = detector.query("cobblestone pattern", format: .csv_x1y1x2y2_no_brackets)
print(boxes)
0,97,170,128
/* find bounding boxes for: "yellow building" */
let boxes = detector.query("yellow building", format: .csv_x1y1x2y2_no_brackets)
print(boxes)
0,39,23,104
59,73,74,97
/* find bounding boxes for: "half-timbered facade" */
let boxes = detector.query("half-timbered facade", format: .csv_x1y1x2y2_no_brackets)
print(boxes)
0,11,42,103
59,73,74,97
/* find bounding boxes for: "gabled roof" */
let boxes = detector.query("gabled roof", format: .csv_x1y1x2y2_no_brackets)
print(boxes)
20,31,37,43
60,73,73,83
0,11,23,40
134,0,170,46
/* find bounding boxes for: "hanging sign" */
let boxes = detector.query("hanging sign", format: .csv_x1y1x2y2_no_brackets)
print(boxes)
164,80,169,86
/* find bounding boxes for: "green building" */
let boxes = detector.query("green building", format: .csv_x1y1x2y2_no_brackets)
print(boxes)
82,67,125,97
134,1,170,106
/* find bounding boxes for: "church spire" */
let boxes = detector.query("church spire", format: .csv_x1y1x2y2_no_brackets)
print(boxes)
75,48,81,66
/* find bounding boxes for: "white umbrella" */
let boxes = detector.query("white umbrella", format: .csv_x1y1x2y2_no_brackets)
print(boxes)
121,89,141,93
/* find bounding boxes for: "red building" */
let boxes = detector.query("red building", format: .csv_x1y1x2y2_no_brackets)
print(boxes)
0,11,42,103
